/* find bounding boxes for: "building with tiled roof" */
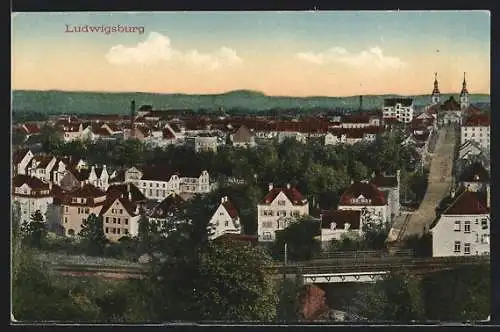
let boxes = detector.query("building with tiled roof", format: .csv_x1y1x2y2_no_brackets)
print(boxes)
337,181,389,225
257,183,309,242
382,98,414,123
370,170,401,219
60,184,107,237
20,123,41,135
430,189,490,257
124,166,181,201
460,114,490,151
147,193,185,225
87,165,111,191
26,155,57,183
12,175,54,225
99,195,141,242
12,148,34,176
207,196,241,240
231,125,256,148
319,209,363,246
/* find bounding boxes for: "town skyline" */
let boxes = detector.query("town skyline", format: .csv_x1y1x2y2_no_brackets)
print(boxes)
12,11,490,97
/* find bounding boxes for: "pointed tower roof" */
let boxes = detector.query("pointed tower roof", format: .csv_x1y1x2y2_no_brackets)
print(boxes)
432,72,440,94
460,72,469,96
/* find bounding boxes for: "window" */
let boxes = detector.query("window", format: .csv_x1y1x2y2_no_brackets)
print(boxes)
105,227,108,233
118,218,121,224
111,209,115,214
454,241,461,253
481,219,488,230
149,183,152,187
149,189,152,196
464,243,471,255
117,229,121,235
263,232,272,240
125,218,128,225
225,220,229,227
64,217,68,224
156,183,159,187
105,217,109,223
481,234,489,244
112,228,116,234
65,206,68,212
454,221,461,231
156,190,159,196
464,221,471,233
113,218,116,224
163,183,166,188
124,229,129,235
277,200,286,206
119,209,123,214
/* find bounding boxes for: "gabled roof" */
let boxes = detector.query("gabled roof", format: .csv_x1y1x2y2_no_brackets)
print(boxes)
232,125,253,142
100,196,139,217
12,148,32,164
462,114,490,127
321,209,361,230
12,175,49,191
222,200,239,219
33,155,55,168
106,183,147,203
261,187,307,206
22,123,41,134
442,191,489,215
69,168,92,181
459,162,490,183
162,127,176,140
148,194,185,219
68,184,106,199
339,182,387,206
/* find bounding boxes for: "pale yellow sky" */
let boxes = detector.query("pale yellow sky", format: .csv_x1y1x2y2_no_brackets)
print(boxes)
12,12,490,97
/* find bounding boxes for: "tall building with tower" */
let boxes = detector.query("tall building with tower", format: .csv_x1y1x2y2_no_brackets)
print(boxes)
431,72,440,104
460,72,470,109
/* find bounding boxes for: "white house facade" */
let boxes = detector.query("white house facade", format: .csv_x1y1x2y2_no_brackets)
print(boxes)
12,175,54,225
383,98,414,123
257,184,309,242
207,196,241,240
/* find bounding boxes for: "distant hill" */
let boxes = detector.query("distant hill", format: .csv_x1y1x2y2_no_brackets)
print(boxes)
12,90,491,115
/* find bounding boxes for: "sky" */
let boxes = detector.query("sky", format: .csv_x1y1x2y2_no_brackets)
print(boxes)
12,11,490,97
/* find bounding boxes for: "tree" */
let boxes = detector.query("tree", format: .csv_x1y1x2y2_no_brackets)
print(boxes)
154,237,278,321
349,270,424,322
78,214,107,256
277,278,301,322
360,211,391,250
20,210,47,249
272,217,321,262
422,264,490,321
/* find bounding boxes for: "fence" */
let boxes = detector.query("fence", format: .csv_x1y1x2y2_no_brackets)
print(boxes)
310,249,414,261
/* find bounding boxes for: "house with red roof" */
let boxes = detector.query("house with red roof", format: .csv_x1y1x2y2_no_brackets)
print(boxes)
460,114,490,152
207,196,241,240
12,175,54,225
430,189,490,257
257,183,309,242
26,155,57,183
337,181,389,225
20,123,41,137
99,193,141,242
60,183,107,237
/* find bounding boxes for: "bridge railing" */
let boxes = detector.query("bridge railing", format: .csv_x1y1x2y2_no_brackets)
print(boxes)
308,249,414,263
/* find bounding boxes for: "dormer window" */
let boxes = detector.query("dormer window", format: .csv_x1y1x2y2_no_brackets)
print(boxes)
330,222,337,231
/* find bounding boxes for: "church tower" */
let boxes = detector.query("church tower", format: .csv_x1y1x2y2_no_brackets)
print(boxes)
460,72,470,109
431,72,440,104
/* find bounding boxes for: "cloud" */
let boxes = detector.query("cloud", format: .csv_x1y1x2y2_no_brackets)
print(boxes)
105,32,242,70
297,46,407,70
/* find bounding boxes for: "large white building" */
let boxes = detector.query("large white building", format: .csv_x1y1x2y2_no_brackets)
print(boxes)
337,181,389,225
12,148,34,176
185,134,218,153
430,190,490,257
12,175,54,225
207,196,241,240
257,184,309,242
460,114,490,152
382,98,414,123
319,210,364,247
124,166,211,201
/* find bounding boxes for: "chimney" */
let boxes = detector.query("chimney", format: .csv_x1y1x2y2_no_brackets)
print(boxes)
221,196,225,204
487,185,490,208
286,183,291,189
268,183,273,192
344,222,351,231
128,190,132,202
